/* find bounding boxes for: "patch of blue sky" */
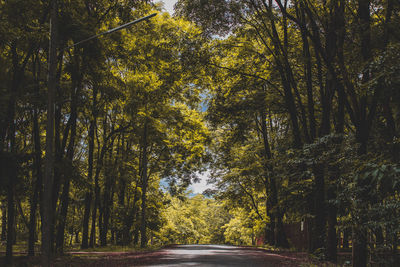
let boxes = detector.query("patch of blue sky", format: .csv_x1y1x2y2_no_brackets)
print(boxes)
160,170,214,196
159,0,177,15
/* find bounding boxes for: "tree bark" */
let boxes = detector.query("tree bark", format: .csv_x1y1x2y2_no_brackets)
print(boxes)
100,137,116,246
312,163,326,252
326,183,338,263
6,153,16,264
116,177,125,245
50,50,65,253
299,12,316,141
28,53,43,257
81,84,98,249
140,119,149,248
28,107,42,256
1,204,6,241
89,114,109,247
259,111,288,247
55,58,80,253
352,1,372,266
343,228,350,249
42,0,58,264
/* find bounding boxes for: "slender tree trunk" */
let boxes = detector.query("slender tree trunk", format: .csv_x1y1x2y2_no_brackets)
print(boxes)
353,1,372,266
56,55,82,254
260,112,275,245
100,137,118,246
133,227,139,245
140,119,149,248
28,53,43,257
343,228,349,249
90,115,108,247
98,203,104,246
28,107,42,256
312,163,326,252
50,50,65,254
275,210,288,248
42,0,58,264
6,152,16,264
352,227,367,267
301,24,316,141
75,231,79,243
124,183,139,245
116,177,125,245
82,85,98,249
81,191,92,249
259,111,288,247
383,0,394,46
55,91,78,253
89,175,99,247
1,205,6,241
326,184,338,263
99,149,110,246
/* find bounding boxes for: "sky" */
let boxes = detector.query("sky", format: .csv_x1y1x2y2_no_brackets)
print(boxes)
189,170,213,194
159,0,178,15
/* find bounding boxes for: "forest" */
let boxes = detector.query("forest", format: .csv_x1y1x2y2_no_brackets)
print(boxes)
0,0,399,266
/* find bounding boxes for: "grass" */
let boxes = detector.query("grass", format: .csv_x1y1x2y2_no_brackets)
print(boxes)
0,241,163,253
0,241,165,266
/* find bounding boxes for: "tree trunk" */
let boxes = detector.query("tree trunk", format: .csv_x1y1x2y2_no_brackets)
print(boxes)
259,111,288,247
116,177,125,245
1,204,6,241
98,203,104,246
81,192,92,249
124,184,138,245
312,163,326,252
42,0,58,264
55,51,82,252
89,175,99,247
75,231,79,243
140,119,149,248
90,115,109,247
275,210,289,248
352,2,372,265
28,53,43,257
6,155,16,264
300,20,316,141
55,80,78,253
50,50,65,254
352,228,367,267
81,85,98,249
100,137,118,246
326,185,338,263
343,228,349,249
28,107,42,256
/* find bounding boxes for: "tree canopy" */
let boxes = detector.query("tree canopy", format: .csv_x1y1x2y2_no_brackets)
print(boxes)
1,0,400,266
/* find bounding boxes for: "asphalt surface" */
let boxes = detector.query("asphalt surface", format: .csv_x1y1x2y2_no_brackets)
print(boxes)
145,244,302,266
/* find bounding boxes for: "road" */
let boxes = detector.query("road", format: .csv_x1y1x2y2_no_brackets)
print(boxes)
58,244,309,266
144,244,304,266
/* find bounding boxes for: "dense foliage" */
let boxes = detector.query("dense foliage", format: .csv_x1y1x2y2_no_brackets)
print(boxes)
0,0,209,264
175,0,400,266
1,0,400,267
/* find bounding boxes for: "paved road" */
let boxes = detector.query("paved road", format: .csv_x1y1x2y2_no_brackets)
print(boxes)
145,244,302,266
